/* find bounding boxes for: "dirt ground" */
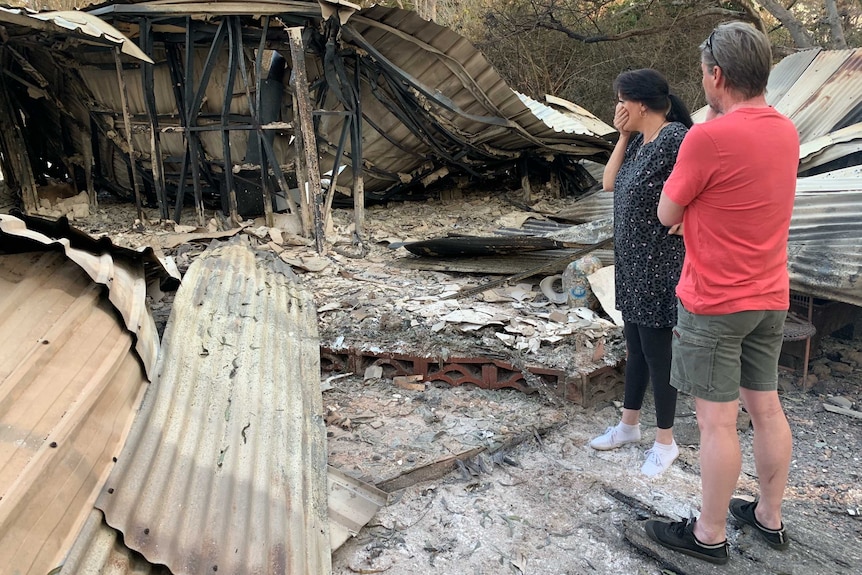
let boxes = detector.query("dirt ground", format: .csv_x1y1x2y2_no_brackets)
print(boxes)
55,189,862,574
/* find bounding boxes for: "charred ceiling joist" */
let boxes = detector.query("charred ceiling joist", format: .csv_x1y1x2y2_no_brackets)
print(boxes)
0,0,613,235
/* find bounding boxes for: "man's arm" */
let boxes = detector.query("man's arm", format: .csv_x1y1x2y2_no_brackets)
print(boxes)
658,192,685,226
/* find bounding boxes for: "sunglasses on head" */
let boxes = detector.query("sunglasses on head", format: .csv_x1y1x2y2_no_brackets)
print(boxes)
705,29,724,71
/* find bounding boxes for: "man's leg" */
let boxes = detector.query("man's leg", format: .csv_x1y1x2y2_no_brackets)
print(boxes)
692,397,741,544
739,387,791,529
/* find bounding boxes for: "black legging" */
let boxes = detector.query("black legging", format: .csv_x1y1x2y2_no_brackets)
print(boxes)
623,321,678,430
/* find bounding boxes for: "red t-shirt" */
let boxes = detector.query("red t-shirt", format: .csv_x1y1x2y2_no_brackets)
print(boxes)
663,107,799,315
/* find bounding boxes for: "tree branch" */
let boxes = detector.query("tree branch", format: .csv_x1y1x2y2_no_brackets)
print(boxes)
824,0,848,49
758,0,816,48
534,7,748,43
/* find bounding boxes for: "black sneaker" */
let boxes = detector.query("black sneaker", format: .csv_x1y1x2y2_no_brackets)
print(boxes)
645,518,730,565
729,498,789,549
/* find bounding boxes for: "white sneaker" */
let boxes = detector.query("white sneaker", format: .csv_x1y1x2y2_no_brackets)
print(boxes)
642,440,680,477
589,423,641,451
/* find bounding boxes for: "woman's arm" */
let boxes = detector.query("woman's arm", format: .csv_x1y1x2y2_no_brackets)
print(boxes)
602,103,632,191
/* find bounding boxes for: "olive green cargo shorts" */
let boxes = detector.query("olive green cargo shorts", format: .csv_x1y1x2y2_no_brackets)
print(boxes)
670,302,787,402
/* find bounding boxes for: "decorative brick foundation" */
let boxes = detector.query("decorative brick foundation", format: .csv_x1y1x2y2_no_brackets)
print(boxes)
320,346,624,408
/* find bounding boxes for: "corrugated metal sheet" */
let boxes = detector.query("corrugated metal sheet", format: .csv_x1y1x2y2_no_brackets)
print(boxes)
767,48,862,305
61,469,386,574
0,215,162,379
343,6,614,157
95,238,331,575
769,49,861,141
0,6,151,62
61,511,171,575
0,249,149,575
788,173,862,306
799,123,862,172
34,10,153,62
765,48,821,105
516,92,616,146
555,188,614,224
543,94,618,138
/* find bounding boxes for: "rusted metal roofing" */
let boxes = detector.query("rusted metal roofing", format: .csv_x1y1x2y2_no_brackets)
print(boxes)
769,48,862,144
0,243,149,575
94,238,331,575
61,510,171,575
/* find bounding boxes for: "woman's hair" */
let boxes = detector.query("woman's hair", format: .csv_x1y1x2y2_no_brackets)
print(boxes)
700,21,772,99
613,68,693,128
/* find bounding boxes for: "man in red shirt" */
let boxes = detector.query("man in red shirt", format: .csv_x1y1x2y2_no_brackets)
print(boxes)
645,22,799,564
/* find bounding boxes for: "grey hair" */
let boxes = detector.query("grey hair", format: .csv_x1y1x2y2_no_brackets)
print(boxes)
700,22,772,99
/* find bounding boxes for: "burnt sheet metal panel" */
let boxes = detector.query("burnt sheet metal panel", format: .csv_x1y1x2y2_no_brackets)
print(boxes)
80,50,252,171
788,171,862,306
0,215,161,379
0,250,148,575
517,92,615,140
554,188,614,224
0,7,151,62
342,7,614,154
326,466,387,550
61,467,385,574
95,238,330,575
799,123,862,173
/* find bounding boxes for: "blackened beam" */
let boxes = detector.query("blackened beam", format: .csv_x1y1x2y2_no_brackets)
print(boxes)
231,15,273,227
166,43,192,223
113,47,143,221
255,16,278,224
185,16,205,225
161,122,294,133
351,54,365,235
288,26,324,253
140,17,170,219
222,15,240,221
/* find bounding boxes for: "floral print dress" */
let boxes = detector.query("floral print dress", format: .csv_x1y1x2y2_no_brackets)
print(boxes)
612,122,687,329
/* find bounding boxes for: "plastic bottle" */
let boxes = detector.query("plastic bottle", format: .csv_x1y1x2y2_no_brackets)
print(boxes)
562,255,603,308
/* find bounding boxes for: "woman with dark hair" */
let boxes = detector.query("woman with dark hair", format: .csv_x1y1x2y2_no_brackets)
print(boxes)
588,68,692,477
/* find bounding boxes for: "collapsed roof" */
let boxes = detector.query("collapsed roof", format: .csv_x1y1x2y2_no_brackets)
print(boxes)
0,0,614,227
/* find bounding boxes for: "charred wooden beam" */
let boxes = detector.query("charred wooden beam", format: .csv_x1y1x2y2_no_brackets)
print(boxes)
0,81,38,212
289,26,323,251
185,16,205,225
113,47,143,221
351,55,365,236
140,18,169,220
222,16,240,222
